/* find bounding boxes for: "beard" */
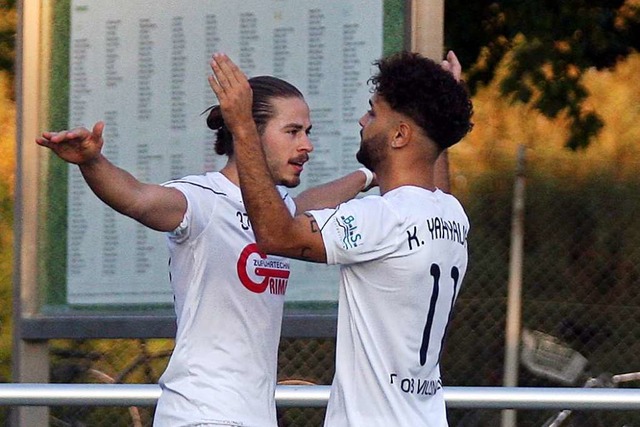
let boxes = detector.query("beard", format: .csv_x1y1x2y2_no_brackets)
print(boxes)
280,175,301,188
356,132,385,171
269,167,302,189
356,147,373,170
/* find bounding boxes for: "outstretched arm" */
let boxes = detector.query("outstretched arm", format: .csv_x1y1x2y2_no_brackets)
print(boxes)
293,168,375,214
36,121,186,232
209,53,327,262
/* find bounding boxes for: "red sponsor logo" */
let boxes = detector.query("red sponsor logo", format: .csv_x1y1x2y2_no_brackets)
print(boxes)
237,243,290,294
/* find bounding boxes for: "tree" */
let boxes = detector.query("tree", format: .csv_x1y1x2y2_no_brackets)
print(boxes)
445,0,640,149
0,0,16,76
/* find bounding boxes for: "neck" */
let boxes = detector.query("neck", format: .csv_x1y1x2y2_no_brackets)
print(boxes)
220,160,240,187
377,174,436,195
375,157,436,195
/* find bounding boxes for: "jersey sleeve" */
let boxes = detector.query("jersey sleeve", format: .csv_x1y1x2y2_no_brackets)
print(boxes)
308,196,405,266
163,177,218,244
280,189,297,216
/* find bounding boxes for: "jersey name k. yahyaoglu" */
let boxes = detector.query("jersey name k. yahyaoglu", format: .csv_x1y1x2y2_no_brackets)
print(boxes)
310,186,469,427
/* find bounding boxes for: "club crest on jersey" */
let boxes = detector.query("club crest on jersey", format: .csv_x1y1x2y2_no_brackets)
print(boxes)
236,243,290,294
336,214,362,250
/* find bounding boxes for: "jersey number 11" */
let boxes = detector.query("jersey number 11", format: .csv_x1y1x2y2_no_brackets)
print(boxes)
420,263,460,366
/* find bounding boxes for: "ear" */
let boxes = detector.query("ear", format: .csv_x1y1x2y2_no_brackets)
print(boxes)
390,121,412,149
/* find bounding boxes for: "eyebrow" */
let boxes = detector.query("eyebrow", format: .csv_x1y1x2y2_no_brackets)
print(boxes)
283,123,312,132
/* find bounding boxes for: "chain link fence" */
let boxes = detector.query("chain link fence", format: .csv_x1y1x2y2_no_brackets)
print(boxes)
42,149,640,426
443,148,640,427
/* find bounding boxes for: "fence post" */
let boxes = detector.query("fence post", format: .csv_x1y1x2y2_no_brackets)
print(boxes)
404,0,444,61
13,1,51,426
502,145,527,427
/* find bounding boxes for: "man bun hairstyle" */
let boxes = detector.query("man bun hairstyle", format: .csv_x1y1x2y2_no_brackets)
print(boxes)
370,51,473,150
205,76,304,156
204,106,232,155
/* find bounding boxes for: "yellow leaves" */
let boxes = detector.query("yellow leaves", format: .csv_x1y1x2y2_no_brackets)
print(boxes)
541,63,554,80
0,70,14,375
450,52,640,190
566,64,580,80
617,0,640,29
0,71,14,197
554,40,572,54
0,7,16,33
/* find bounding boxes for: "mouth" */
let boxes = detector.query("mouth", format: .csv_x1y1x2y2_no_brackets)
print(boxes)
290,156,309,174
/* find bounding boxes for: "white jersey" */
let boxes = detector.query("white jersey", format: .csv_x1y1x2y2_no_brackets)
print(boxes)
153,172,296,427
309,186,469,427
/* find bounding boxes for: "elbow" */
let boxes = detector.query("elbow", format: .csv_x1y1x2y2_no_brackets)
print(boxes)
254,235,282,256
254,232,292,257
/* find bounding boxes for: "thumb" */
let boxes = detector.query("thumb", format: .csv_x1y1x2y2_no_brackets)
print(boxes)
92,121,105,140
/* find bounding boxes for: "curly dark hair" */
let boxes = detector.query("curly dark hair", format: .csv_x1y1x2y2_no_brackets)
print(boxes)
369,51,473,150
205,76,304,156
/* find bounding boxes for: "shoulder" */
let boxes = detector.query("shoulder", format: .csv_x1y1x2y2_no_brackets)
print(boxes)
163,172,228,197
435,190,468,220
311,195,401,232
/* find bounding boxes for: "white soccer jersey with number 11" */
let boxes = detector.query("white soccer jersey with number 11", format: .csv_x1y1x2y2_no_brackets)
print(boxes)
310,186,469,427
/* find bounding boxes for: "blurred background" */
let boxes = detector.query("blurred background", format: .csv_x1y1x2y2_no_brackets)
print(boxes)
4,0,640,425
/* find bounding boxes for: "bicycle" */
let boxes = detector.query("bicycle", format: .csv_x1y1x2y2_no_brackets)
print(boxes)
50,339,172,427
521,328,640,427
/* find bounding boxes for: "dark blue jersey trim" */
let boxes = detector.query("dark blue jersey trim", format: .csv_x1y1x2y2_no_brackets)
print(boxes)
317,208,339,232
164,180,227,196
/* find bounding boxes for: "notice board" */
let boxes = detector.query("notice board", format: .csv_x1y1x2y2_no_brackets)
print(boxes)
39,0,405,312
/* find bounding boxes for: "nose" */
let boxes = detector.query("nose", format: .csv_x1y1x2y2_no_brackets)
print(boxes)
299,133,314,153
358,113,367,128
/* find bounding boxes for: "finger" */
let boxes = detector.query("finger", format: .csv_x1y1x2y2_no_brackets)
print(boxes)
92,121,105,140
208,57,221,87
41,131,54,139
447,51,461,75
214,52,244,85
208,76,226,104
225,55,248,86
52,127,90,143
36,140,54,150
211,53,233,90
49,130,71,143
446,50,462,82
35,136,53,148
208,60,224,99
213,53,251,94
36,133,65,150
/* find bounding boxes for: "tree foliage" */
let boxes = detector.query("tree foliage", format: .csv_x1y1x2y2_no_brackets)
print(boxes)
0,0,16,76
445,0,640,149
1,1,640,149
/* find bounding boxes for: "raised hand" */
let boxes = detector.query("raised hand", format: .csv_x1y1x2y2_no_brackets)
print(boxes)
36,121,105,165
208,53,254,135
441,50,462,82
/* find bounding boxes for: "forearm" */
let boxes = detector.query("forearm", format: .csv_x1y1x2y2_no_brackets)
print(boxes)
79,154,151,218
234,128,297,251
294,170,368,213
78,154,185,231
